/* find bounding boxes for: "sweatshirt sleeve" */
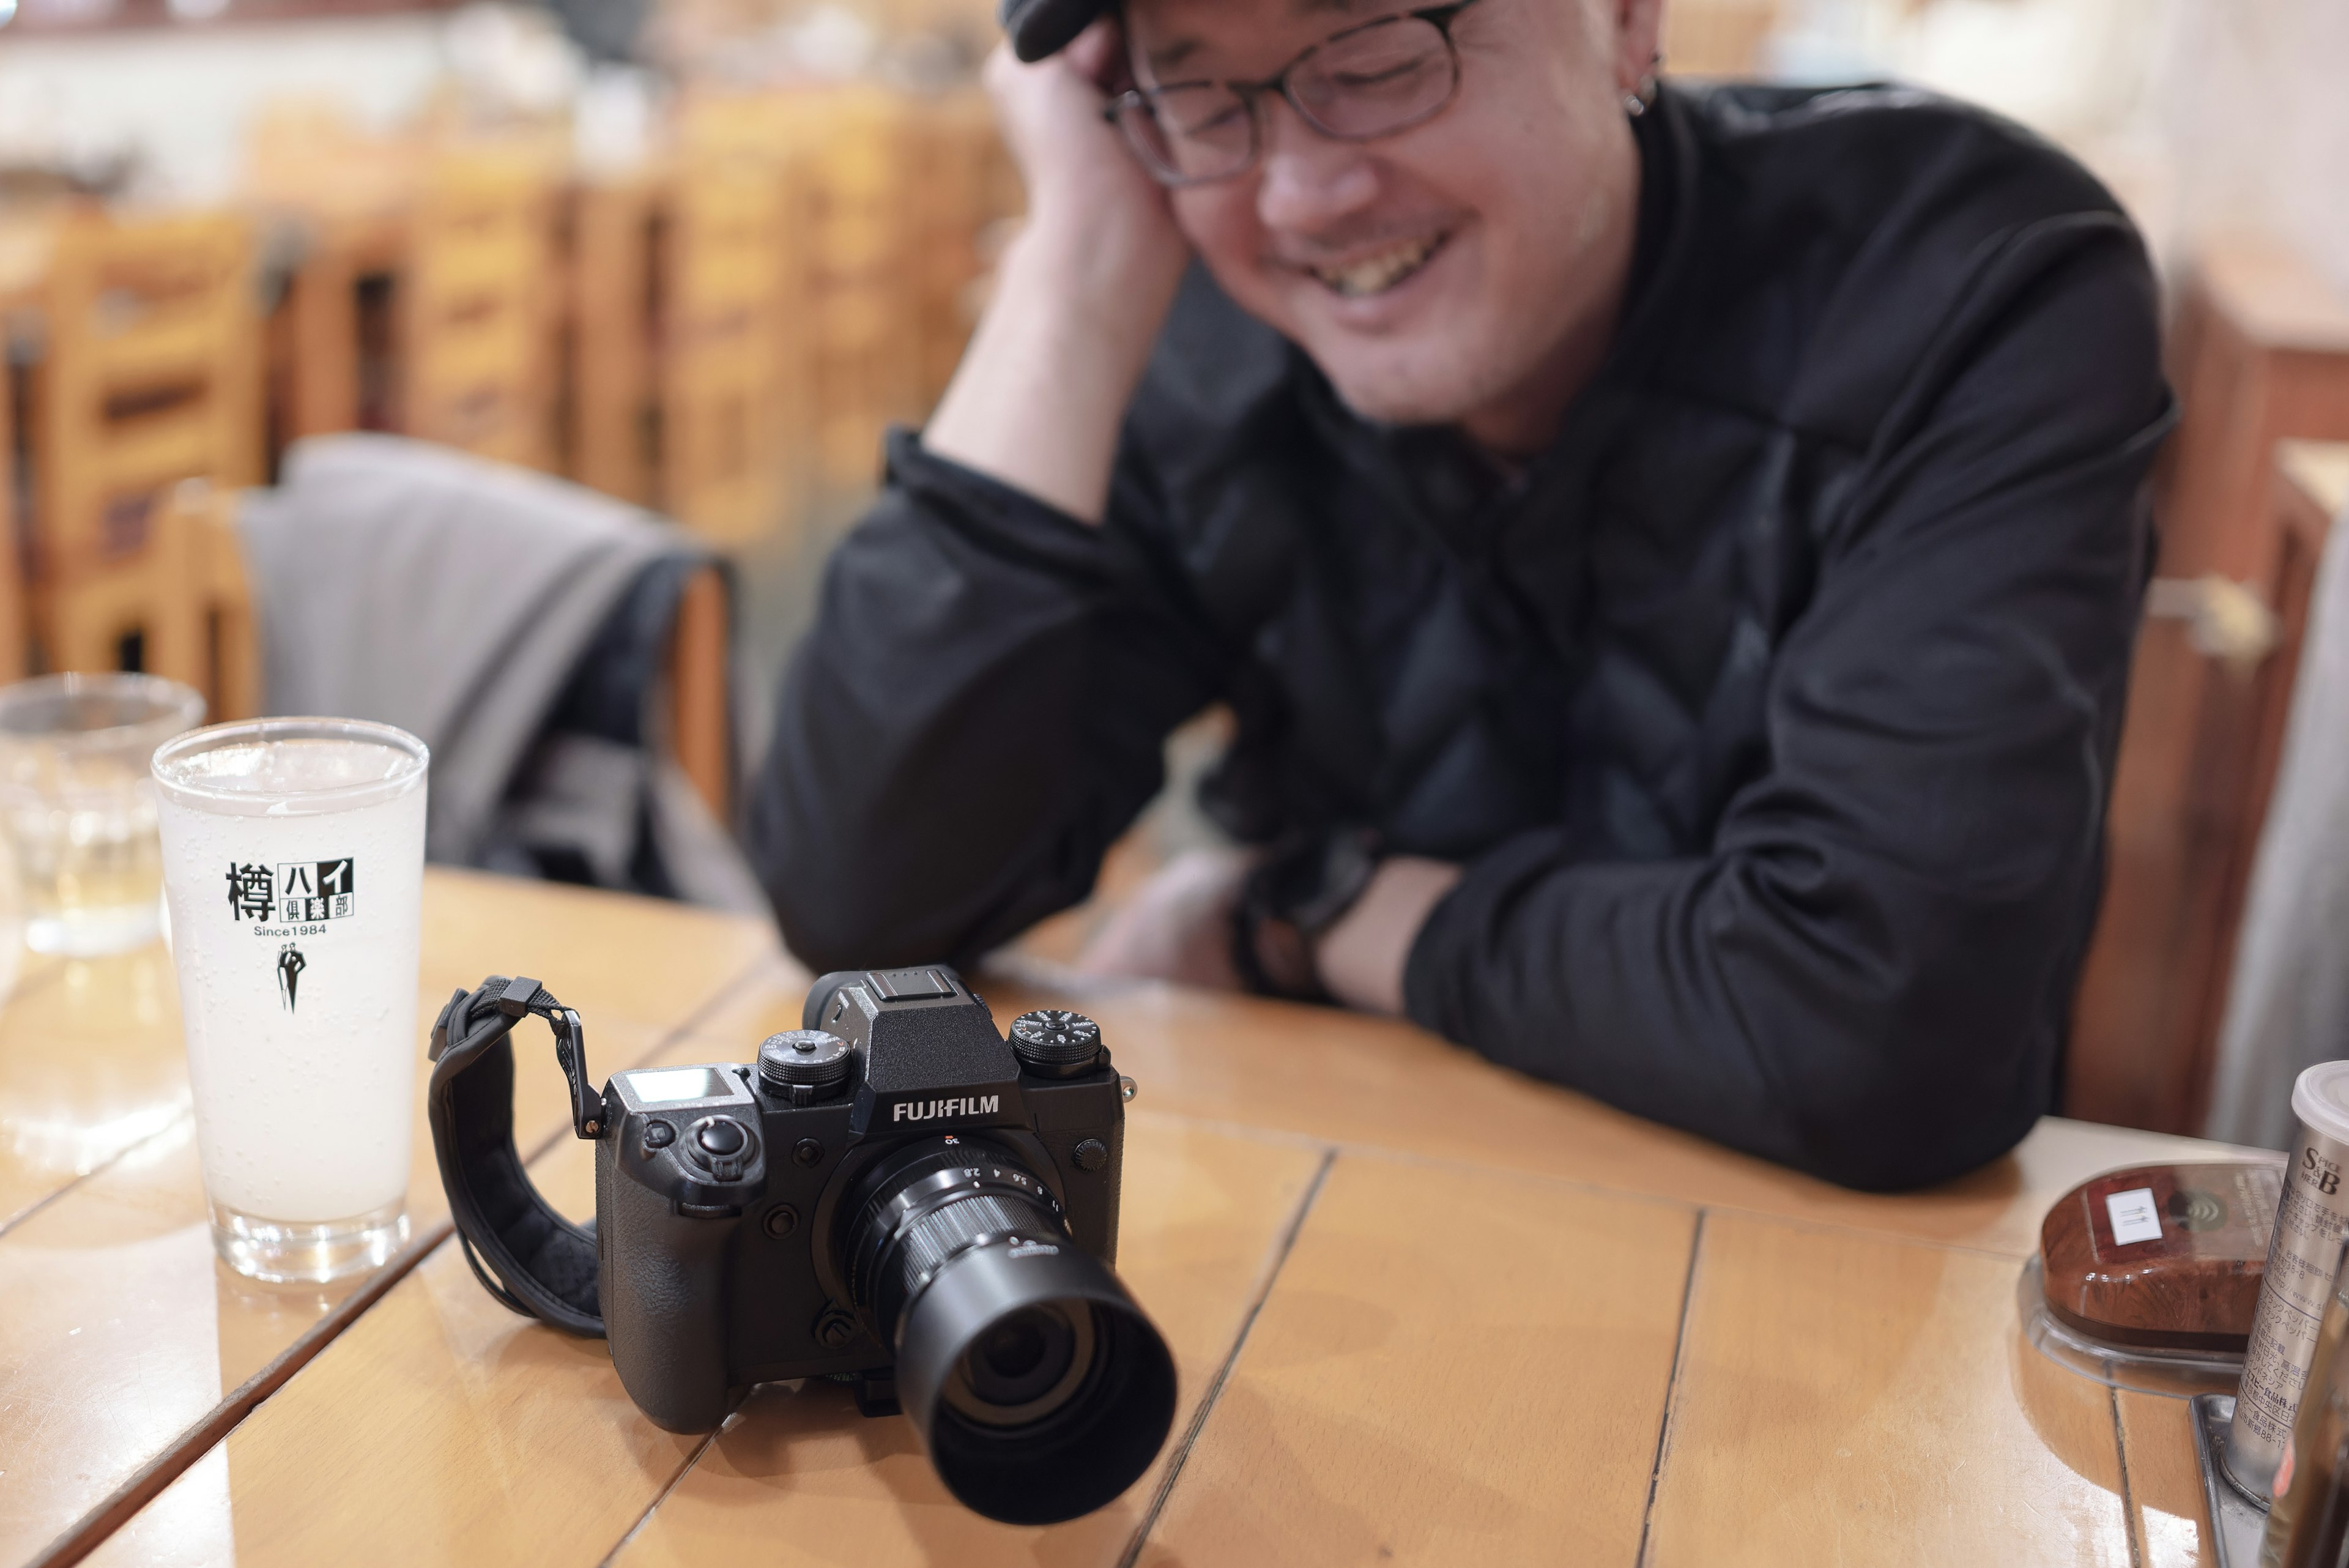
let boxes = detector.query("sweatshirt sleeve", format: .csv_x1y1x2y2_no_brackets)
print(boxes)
1403,214,2175,1191
748,430,1223,973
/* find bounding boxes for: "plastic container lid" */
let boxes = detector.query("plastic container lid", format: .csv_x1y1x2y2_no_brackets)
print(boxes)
2293,1061,2349,1145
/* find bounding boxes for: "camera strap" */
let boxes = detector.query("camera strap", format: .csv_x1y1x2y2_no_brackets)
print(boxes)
425,975,606,1337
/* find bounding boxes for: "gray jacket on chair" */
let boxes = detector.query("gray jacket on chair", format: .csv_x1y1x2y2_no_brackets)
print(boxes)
241,434,762,912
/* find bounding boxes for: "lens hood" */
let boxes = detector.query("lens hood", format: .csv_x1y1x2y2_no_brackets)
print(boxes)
896,1239,1177,1525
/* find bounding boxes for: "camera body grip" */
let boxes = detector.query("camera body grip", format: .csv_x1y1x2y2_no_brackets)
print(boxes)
596,1132,735,1433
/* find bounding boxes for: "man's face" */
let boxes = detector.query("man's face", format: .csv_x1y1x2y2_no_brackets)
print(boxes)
1125,0,1644,440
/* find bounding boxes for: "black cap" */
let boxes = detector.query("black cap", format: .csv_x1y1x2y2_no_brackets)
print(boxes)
1000,0,1110,61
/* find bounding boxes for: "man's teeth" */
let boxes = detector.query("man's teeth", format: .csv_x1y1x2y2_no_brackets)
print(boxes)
1312,236,1441,298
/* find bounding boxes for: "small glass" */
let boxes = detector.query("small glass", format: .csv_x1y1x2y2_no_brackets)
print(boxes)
153,718,429,1283
0,674,206,957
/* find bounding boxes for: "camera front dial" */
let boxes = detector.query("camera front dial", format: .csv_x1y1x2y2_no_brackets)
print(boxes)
842,1137,1176,1525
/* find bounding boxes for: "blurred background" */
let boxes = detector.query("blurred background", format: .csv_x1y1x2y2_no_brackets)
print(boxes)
0,0,2343,1143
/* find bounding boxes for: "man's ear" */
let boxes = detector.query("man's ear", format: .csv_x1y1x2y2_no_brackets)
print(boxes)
1611,0,1666,94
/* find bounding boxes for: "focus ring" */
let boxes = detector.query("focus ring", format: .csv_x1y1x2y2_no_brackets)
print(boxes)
896,1193,1053,1290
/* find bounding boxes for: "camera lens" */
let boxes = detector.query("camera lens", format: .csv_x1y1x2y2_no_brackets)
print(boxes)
843,1138,1176,1525
949,1303,1090,1422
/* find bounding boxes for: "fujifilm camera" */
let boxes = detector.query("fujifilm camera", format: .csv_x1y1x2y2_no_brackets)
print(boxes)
426,965,1176,1525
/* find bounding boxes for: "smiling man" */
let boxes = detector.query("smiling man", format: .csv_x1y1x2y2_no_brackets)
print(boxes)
751,0,2173,1188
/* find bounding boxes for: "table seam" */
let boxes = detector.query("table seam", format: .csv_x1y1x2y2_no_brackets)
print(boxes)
0,1104,193,1243
596,1426,724,1568
1635,1208,1706,1568
1113,1145,1338,1568
2112,1383,2148,1568
1123,1114,2043,1264
23,944,781,1568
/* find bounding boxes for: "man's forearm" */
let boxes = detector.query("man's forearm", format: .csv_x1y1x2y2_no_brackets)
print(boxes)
924,32,1190,525
926,220,1183,526
1316,856,1463,1015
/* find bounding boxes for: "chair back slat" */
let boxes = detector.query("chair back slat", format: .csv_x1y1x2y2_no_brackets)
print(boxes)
661,155,794,544
34,212,261,693
402,151,558,472
36,211,261,579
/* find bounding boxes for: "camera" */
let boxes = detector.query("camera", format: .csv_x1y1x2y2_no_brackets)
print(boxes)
592,965,1176,1523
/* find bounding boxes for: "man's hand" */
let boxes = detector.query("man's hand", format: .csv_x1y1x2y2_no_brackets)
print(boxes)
1313,856,1463,1016
924,24,1193,524
985,23,1181,260
1073,844,1461,1019
1074,846,1255,988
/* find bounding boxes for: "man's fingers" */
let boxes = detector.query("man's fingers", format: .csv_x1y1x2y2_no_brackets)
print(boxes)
1062,17,1126,89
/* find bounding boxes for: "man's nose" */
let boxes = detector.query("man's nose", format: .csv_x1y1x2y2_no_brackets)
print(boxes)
1253,95,1380,234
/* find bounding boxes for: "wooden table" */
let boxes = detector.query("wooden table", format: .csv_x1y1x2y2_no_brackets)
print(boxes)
0,869,2252,1566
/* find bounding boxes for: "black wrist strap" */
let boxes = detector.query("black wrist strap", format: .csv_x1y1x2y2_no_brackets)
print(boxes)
425,975,607,1337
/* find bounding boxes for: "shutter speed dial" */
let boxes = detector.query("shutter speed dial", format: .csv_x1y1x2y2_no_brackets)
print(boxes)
1010,1010,1102,1077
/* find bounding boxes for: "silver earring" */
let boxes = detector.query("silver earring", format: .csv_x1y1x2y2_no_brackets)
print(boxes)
1624,49,1661,117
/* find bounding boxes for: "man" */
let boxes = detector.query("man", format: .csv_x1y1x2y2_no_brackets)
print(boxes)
750,0,2172,1189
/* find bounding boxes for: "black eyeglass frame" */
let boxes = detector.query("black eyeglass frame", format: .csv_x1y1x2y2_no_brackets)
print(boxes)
1102,0,1486,188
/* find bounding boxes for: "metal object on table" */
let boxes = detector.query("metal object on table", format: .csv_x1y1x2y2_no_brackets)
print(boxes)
2194,1394,2271,1568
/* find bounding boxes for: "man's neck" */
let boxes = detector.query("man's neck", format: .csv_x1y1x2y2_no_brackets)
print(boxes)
1455,152,1646,466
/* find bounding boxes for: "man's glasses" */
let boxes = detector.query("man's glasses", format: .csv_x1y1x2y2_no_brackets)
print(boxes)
1103,0,1484,188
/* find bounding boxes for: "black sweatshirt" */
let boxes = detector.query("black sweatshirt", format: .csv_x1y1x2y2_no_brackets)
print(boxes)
749,82,2175,1191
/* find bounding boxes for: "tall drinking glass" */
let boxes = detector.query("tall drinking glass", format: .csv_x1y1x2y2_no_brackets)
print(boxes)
0,673,207,956
152,718,429,1282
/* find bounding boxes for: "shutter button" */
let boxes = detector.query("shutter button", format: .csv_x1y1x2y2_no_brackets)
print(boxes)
684,1115,755,1181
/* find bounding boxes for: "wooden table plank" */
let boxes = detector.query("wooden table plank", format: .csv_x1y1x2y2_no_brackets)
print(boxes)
77,1128,691,1568
0,870,776,1568
710,966,2237,1261
0,949,186,1232
2118,1390,2214,1568
1642,1211,2132,1567
81,1089,1327,1567
1139,1152,1698,1567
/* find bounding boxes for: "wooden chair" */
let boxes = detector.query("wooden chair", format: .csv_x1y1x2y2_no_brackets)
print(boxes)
46,480,260,721
401,149,558,471
31,210,262,678
904,91,1017,411
2067,236,2349,1133
2110,445,2346,1136
1660,0,1783,75
59,478,729,819
272,212,405,448
248,102,419,455
658,157,794,546
562,174,659,506
0,351,24,682
801,87,922,493
668,566,731,822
